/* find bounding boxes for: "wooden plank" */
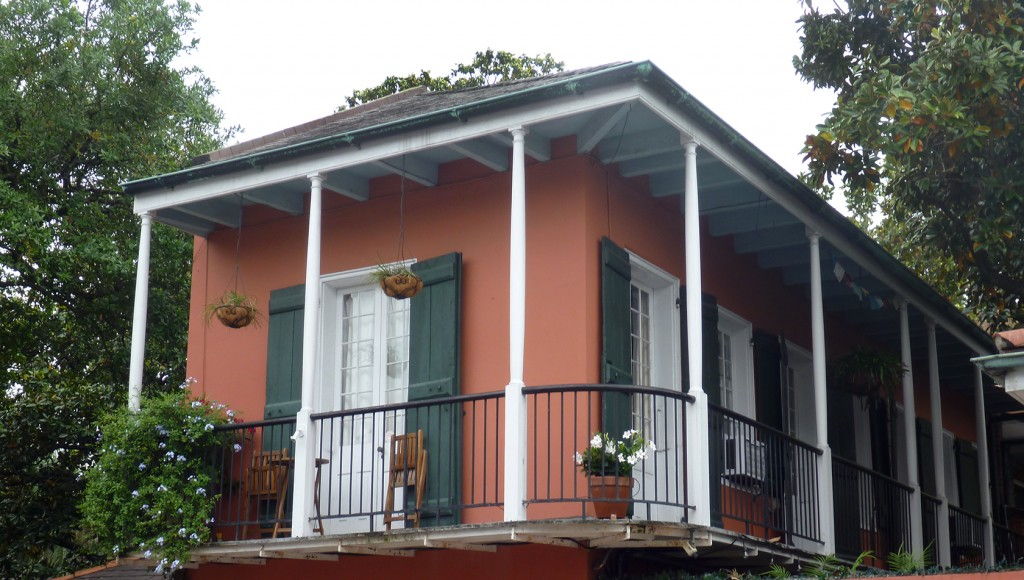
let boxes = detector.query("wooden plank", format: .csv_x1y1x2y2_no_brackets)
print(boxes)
422,539,497,552
337,545,415,558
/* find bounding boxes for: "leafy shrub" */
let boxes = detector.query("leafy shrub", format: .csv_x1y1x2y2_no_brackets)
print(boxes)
81,384,240,573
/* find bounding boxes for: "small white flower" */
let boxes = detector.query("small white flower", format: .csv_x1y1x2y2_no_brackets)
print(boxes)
178,527,187,537
226,409,235,417
573,452,583,464
112,545,120,555
157,484,168,492
171,560,180,570
177,508,183,514
189,533,200,541
165,451,175,460
233,443,242,453
155,536,164,546
138,462,146,470
622,428,637,439
143,549,152,558
115,449,125,455
617,453,626,463
604,442,616,454
648,441,656,451
204,423,214,431
191,401,202,408
196,487,206,496
158,441,166,449
206,517,215,524
131,490,140,497
177,455,186,462
187,475,196,482
141,504,149,510
154,562,164,574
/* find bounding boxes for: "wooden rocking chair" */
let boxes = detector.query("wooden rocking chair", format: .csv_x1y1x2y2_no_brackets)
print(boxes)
383,430,427,531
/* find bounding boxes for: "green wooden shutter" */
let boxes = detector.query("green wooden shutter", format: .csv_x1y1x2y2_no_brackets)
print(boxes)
917,418,936,495
956,438,982,514
265,285,305,420
827,389,857,461
702,294,721,404
406,253,462,526
753,331,783,431
600,237,633,438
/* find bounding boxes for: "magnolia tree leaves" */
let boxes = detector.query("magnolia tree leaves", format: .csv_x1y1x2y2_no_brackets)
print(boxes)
796,0,1024,329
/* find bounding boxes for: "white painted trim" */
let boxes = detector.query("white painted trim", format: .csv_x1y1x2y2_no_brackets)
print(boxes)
897,298,925,557
807,231,834,553
716,306,754,419
975,366,995,567
127,212,153,412
927,319,952,567
634,84,990,357
625,251,682,393
133,85,642,214
504,126,528,522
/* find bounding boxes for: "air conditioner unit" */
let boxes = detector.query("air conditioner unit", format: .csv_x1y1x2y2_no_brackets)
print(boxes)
723,434,766,487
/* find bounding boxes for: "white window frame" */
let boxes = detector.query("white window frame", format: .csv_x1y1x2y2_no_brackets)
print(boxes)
626,252,681,392
316,261,414,413
717,306,754,418
783,341,815,444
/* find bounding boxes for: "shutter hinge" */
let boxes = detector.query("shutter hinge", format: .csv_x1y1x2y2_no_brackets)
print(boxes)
675,297,681,308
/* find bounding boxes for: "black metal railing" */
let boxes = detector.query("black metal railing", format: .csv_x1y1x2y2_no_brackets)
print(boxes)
208,417,297,541
832,456,912,564
994,523,1024,563
708,403,821,544
310,391,504,533
921,492,941,555
523,384,693,521
949,505,985,566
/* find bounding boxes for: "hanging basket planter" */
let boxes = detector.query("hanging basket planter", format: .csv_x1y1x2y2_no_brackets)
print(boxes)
371,265,423,300
205,290,262,329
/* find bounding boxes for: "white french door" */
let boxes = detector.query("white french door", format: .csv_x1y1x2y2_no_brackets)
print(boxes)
318,274,410,533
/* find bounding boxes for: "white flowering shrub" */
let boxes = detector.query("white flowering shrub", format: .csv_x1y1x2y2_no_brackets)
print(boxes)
575,429,655,477
81,384,239,574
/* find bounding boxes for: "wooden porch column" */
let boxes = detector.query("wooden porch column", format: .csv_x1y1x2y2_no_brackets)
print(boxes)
927,318,952,567
127,211,153,412
503,126,528,522
897,298,925,557
290,173,323,537
682,139,711,527
975,365,995,566
807,230,835,553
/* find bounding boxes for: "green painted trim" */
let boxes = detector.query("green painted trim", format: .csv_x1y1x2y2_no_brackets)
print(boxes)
972,352,1024,370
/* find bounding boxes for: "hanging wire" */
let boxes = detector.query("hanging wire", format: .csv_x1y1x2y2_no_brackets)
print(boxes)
398,155,407,262
232,193,243,291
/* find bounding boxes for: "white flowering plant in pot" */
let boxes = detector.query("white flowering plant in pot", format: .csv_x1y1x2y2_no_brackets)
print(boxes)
574,429,655,477
81,382,241,574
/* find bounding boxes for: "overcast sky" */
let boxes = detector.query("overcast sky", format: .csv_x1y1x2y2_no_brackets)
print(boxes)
184,0,837,181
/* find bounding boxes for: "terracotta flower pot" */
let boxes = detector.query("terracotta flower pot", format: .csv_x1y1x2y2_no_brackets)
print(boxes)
380,273,423,299
588,475,634,519
212,305,256,329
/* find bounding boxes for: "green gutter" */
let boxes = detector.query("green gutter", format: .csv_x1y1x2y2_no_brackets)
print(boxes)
972,352,1024,371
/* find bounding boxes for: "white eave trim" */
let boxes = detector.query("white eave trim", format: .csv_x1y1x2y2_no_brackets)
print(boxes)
132,84,643,215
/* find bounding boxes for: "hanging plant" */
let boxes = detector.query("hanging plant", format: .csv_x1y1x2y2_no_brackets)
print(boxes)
832,346,905,401
205,290,262,329
370,263,423,300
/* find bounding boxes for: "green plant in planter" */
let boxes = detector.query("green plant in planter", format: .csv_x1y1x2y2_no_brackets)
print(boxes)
575,430,655,477
81,383,240,574
887,543,932,573
832,347,905,401
369,262,423,299
205,290,262,328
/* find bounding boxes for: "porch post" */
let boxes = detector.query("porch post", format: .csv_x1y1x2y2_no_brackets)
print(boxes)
975,365,995,566
127,212,153,412
927,318,952,567
897,298,925,557
503,126,528,522
290,173,323,537
807,230,835,553
682,138,711,527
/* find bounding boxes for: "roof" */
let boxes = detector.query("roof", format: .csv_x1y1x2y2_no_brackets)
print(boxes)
995,329,1024,353
122,60,995,358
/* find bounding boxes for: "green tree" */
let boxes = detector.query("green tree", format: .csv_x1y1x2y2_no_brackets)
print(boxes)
343,49,563,108
795,0,1024,329
0,0,229,576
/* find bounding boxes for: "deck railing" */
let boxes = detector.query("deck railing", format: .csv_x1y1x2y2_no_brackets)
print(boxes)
831,456,913,564
310,391,505,534
523,384,693,521
208,417,297,541
708,403,821,545
921,492,941,555
949,505,985,566
994,523,1024,563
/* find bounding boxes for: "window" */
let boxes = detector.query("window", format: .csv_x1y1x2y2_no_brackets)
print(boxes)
717,307,754,417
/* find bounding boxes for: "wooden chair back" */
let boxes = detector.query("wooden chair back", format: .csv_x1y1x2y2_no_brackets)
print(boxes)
384,430,427,530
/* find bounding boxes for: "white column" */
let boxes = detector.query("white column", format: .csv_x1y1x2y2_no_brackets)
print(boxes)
503,126,528,522
290,173,323,537
127,212,153,412
898,298,925,557
808,230,835,553
682,139,711,527
927,318,952,567
975,366,995,566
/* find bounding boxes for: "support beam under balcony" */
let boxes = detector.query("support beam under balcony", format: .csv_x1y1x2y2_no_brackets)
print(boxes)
927,319,952,567
682,138,711,527
898,298,925,558
808,230,835,554
291,173,323,537
504,126,528,522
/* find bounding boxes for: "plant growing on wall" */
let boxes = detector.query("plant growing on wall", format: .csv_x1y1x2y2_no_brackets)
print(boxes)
81,383,240,573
